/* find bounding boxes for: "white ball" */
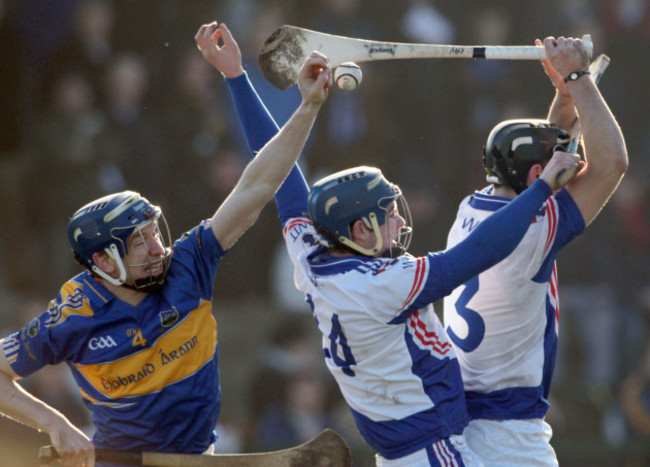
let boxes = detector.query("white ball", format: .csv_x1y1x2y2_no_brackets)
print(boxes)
334,62,362,91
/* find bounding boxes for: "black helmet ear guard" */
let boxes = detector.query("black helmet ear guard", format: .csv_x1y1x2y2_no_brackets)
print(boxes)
483,119,570,194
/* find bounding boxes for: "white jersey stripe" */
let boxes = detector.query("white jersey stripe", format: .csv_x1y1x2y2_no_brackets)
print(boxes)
432,441,447,465
445,441,460,467
550,264,560,334
432,439,459,466
542,200,558,257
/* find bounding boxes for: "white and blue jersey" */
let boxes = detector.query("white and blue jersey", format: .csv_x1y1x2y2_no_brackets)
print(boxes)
443,186,585,420
3,221,224,455
283,218,468,460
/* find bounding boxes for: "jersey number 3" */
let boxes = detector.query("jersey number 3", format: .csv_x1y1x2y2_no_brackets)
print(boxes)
446,275,485,352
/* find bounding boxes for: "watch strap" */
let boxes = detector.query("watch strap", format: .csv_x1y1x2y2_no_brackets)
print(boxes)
564,70,591,83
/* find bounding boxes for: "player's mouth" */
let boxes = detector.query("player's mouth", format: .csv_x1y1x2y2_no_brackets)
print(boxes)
145,261,164,275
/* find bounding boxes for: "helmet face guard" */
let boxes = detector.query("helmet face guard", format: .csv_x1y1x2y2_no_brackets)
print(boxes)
68,191,172,291
483,119,570,194
108,216,173,292
307,166,412,257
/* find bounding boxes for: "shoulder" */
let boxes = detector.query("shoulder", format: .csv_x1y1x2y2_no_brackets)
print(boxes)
369,254,428,285
45,276,98,329
172,220,226,259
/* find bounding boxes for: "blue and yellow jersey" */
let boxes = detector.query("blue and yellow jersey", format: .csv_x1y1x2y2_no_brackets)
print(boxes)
3,221,224,453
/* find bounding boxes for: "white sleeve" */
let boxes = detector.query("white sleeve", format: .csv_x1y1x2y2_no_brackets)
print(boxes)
281,217,318,265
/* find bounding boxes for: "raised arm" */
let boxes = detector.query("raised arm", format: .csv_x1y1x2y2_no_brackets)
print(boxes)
196,21,311,232
0,342,94,467
542,36,628,227
196,22,280,152
195,30,331,248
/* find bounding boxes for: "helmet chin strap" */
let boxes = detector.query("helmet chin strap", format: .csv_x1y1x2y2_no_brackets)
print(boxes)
91,244,127,286
338,212,384,256
126,277,165,294
384,226,412,258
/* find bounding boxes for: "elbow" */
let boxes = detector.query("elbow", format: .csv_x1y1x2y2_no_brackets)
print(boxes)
613,136,629,176
596,144,629,181
616,151,629,177
601,151,628,189
238,179,277,206
607,150,629,186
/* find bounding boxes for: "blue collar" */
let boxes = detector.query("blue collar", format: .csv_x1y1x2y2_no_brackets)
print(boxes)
307,247,396,276
468,186,512,212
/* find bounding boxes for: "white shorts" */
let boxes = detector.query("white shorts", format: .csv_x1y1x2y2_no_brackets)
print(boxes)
463,418,558,467
375,434,484,467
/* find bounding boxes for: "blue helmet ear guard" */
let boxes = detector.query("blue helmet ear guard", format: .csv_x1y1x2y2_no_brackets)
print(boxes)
67,190,172,288
307,166,412,256
483,119,570,194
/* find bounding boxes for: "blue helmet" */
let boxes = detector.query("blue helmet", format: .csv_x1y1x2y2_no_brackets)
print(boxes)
307,166,412,256
483,119,570,194
67,191,172,289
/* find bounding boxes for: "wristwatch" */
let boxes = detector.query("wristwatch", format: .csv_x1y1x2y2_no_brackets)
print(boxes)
564,70,591,83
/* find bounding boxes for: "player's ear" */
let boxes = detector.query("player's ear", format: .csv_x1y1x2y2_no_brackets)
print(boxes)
528,164,544,185
92,250,116,273
350,219,368,242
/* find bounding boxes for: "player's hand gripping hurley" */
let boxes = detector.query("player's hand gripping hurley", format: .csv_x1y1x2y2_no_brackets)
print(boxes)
258,25,593,89
555,53,611,186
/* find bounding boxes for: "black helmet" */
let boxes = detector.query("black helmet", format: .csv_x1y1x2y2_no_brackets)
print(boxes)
483,119,570,194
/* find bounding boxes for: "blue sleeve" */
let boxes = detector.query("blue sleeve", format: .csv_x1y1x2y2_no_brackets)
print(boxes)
166,221,225,300
225,72,309,224
225,73,279,155
443,179,553,287
3,319,57,377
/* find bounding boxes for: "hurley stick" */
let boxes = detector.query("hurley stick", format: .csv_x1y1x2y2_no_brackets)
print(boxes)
39,428,352,467
258,25,593,89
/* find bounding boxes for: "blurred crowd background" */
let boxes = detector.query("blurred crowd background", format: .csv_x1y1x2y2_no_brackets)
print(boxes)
0,0,649,465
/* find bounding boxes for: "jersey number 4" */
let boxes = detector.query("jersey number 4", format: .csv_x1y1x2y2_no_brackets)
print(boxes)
325,314,357,377
446,275,485,352
307,295,358,377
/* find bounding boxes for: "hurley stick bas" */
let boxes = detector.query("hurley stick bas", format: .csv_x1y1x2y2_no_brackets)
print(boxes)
258,25,593,89
38,428,352,467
